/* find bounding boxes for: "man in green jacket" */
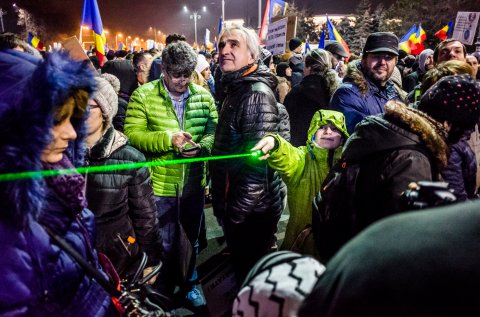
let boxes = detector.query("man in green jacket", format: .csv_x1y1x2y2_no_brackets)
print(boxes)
124,41,218,309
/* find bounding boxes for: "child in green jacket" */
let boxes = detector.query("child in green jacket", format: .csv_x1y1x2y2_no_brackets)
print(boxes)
251,109,348,256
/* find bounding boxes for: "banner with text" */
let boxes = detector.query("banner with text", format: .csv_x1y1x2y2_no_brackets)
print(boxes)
266,17,288,55
452,11,480,45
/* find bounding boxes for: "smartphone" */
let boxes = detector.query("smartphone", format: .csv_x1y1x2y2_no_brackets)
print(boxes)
182,143,200,152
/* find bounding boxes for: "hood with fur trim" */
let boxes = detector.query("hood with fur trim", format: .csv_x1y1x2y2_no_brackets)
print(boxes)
343,101,448,171
0,50,96,227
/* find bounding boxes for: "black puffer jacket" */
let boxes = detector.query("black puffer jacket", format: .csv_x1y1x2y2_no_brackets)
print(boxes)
86,127,162,274
284,74,331,146
211,64,285,224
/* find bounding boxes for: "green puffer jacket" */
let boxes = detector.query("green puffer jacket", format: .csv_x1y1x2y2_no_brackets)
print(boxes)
124,77,218,197
267,110,348,255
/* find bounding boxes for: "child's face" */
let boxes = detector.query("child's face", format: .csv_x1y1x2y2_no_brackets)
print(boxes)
314,123,342,149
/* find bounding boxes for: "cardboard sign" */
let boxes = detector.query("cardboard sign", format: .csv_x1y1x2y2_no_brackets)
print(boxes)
266,17,288,56
62,36,95,71
452,12,480,45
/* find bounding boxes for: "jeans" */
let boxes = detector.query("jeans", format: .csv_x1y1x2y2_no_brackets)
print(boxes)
153,192,204,295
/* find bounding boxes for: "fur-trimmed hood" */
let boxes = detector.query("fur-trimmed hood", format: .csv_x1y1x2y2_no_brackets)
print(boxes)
344,60,396,96
0,50,96,226
343,101,449,170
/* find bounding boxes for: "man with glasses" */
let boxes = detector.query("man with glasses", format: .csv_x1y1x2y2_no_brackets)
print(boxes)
329,32,401,134
124,41,217,310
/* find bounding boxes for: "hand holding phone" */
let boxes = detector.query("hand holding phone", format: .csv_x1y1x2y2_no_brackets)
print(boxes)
180,142,201,157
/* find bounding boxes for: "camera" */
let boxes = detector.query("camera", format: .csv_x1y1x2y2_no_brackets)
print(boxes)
401,181,456,210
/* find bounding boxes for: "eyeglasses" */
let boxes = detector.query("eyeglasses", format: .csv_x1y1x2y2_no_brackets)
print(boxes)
368,53,396,61
166,71,192,83
87,104,99,110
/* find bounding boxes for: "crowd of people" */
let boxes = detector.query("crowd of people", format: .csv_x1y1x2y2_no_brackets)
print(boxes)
1,23,480,316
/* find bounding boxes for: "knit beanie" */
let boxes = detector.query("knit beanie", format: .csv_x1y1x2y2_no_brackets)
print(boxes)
195,54,210,74
276,62,290,77
288,37,302,51
418,49,434,73
418,74,480,130
93,76,118,126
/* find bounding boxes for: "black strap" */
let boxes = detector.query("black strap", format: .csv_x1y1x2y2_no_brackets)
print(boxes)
43,226,121,298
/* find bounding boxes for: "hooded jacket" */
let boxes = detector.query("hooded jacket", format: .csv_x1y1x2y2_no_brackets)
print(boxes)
211,63,285,224
267,110,348,253
284,74,333,146
0,50,113,316
329,61,401,134
338,101,448,233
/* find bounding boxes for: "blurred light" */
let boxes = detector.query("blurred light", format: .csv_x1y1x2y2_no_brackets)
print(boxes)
202,6,206,12
183,6,188,12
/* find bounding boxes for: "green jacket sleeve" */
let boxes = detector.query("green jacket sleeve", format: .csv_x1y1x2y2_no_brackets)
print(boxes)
124,88,174,154
267,134,307,186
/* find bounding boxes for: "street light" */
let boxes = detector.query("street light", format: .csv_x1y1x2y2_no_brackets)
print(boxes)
184,5,207,45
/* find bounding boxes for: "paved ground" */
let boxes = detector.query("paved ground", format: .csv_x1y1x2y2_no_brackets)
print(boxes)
173,203,290,316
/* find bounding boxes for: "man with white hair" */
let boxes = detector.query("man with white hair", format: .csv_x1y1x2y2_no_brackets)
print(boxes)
210,25,286,282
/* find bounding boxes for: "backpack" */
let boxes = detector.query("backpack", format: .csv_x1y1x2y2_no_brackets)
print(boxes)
312,157,361,262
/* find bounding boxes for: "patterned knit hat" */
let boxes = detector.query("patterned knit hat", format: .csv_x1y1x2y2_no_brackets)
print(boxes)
418,74,480,130
93,76,118,126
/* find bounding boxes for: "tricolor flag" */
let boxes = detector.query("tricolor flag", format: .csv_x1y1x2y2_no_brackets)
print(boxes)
205,28,211,47
259,0,288,43
435,21,454,41
27,32,44,50
399,24,426,55
81,0,106,66
326,16,350,58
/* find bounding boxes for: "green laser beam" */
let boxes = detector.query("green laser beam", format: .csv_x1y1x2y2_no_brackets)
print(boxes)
0,151,264,182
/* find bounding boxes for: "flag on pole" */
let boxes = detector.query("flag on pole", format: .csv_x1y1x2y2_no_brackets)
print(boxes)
259,0,271,43
27,32,44,50
326,16,350,58
399,24,426,55
410,24,426,55
435,20,454,41
205,28,211,47
215,18,223,52
318,30,325,49
304,38,311,55
81,0,106,66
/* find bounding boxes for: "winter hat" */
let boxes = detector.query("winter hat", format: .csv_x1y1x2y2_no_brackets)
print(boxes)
276,62,290,77
93,76,118,126
289,37,302,51
418,74,480,130
195,54,210,73
418,49,434,73
101,73,120,94
233,251,325,317
324,40,348,58
363,32,399,56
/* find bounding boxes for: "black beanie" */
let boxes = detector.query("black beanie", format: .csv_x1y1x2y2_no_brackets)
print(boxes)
418,74,480,130
289,37,302,51
276,62,290,77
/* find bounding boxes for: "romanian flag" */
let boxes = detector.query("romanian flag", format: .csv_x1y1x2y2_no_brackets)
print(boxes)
215,18,223,52
399,24,426,55
81,0,106,66
326,16,350,58
27,32,44,50
435,21,454,41
269,0,288,21
259,0,271,43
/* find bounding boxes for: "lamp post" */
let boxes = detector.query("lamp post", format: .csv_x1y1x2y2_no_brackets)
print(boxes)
184,5,206,45
0,8,6,33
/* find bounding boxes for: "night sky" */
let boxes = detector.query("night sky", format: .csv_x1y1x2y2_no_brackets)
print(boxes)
0,0,395,43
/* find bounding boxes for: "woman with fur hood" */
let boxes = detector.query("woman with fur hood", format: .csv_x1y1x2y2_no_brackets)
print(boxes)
85,74,163,277
0,50,116,315
251,110,348,256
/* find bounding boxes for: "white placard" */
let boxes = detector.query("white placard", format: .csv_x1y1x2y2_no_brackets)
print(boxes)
266,17,288,56
452,11,480,45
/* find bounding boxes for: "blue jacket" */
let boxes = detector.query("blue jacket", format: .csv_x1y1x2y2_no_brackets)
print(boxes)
0,50,113,316
329,61,400,134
